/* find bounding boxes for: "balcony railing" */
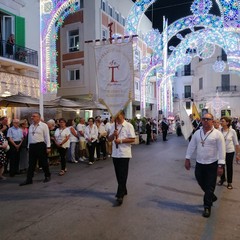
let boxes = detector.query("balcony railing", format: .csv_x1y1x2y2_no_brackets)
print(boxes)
216,85,238,92
0,40,38,66
181,70,194,76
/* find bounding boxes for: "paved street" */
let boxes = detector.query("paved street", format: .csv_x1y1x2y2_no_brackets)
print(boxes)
1,134,240,240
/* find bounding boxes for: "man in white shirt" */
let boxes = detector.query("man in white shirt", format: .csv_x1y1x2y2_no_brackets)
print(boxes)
185,113,226,218
108,110,136,206
20,112,51,186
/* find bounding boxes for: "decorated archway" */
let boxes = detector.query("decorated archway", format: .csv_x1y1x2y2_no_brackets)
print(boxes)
40,0,81,94
125,0,240,117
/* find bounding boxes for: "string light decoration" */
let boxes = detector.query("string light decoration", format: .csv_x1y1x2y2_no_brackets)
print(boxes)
191,0,213,15
212,58,226,72
40,0,80,93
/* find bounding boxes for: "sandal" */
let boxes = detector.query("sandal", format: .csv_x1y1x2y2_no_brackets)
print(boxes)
58,170,65,176
227,184,233,190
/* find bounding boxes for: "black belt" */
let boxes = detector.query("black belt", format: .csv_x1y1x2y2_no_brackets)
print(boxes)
30,142,45,145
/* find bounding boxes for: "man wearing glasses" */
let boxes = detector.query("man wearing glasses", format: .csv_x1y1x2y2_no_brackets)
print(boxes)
19,112,51,186
185,113,226,218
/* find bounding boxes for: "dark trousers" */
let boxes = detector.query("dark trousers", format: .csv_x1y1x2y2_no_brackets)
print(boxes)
9,141,21,176
221,152,234,183
27,142,51,181
58,147,68,171
113,157,129,198
96,139,106,159
162,130,167,141
87,141,97,162
195,161,218,208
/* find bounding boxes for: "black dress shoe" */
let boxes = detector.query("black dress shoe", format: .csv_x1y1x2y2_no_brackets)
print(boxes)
212,195,218,202
43,177,51,183
19,180,33,186
202,207,211,218
116,197,123,205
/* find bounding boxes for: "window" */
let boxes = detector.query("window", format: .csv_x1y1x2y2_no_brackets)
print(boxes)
199,77,203,90
135,81,139,90
101,0,106,12
68,29,79,52
221,49,227,61
122,17,125,26
184,85,191,98
186,102,191,109
69,69,80,81
115,11,120,22
109,5,113,17
221,74,230,91
102,28,108,39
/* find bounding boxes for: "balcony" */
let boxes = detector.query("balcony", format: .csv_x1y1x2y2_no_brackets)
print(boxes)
1,40,38,66
181,70,194,76
216,86,238,92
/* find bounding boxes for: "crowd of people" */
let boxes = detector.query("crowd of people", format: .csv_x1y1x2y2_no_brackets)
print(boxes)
0,111,136,206
1,112,240,210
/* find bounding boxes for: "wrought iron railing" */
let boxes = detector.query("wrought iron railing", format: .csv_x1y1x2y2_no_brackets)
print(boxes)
216,85,237,92
0,40,38,66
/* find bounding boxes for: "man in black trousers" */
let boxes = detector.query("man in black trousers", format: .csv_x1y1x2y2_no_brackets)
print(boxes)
19,112,51,186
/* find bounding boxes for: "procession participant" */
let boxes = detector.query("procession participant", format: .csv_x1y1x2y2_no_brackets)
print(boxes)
84,117,98,165
19,112,51,186
218,116,240,189
7,119,23,177
108,110,135,206
185,113,226,218
54,118,70,176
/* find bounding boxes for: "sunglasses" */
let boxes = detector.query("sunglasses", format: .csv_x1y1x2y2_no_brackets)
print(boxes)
202,118,213,121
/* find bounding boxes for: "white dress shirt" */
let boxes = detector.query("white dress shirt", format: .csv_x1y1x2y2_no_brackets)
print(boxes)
110,120,136,158
84,124,98,142
28,121,51,148
221,127,239,153
186,127,226,165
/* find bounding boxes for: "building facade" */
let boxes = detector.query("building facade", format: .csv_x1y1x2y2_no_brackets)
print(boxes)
0,0,39,119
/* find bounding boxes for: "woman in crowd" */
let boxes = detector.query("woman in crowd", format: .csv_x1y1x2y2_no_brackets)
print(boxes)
96,119,107,160
19,119,29,173
47,119,59,166
66,119,79,163
84,117,98,165
218,116,240,189
0,123,9,180
54,118,70,176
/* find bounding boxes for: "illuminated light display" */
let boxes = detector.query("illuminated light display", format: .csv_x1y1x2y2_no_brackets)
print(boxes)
212,58,226,72
125,0,240,117
40,0,80,93
191,0,213,15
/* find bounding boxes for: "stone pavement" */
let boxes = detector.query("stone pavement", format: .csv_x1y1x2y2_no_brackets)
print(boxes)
0,134,240,240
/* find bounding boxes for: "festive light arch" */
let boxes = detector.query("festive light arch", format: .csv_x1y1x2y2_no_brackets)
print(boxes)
40,0,80,93
125,0,240,117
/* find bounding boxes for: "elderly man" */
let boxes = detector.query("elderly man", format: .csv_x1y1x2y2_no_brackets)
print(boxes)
185,113,226,218
7,119,23,177
19,112,51,186
108,110,136,206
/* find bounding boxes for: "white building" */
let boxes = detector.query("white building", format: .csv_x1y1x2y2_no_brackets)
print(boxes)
173,46,240,118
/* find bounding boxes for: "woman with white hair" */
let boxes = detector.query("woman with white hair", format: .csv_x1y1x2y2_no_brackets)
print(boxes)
47,119,59,166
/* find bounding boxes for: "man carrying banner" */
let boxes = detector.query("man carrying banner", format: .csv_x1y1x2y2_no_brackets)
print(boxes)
108,110,135,206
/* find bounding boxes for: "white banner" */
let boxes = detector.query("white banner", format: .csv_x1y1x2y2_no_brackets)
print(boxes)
95,42,133,117
179,103,193,140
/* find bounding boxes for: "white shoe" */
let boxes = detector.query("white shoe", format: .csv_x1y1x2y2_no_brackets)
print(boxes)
79,157,85,162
